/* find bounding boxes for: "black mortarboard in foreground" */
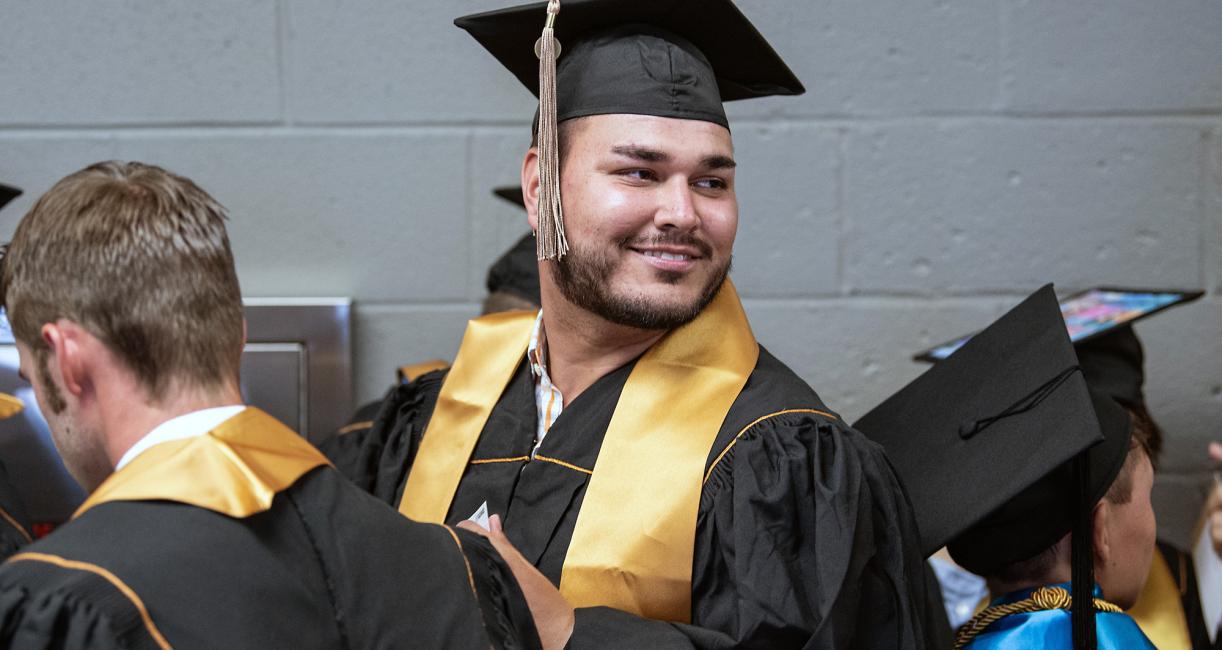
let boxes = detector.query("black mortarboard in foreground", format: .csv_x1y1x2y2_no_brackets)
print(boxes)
854,285,1133,649
0,184,21,212
455,0,804,129
456,0,804,260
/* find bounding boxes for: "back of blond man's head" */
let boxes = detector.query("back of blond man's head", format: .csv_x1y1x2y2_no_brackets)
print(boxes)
0,161,244,401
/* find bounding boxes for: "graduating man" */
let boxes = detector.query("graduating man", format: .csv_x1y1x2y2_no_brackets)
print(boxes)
323,1,935,647
1076,325,1221,649
856,286,1158,649
0,162,540,648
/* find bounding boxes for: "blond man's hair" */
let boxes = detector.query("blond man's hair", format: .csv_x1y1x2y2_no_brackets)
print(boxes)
0,161,244,401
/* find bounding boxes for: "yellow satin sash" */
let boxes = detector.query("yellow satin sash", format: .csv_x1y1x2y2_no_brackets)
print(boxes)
0,392,24,420
75,408,330,519
1128,549,1192,650
399,309,538,523
399,282,758,622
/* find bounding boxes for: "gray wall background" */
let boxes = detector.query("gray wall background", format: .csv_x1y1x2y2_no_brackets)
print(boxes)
1,0,1219,547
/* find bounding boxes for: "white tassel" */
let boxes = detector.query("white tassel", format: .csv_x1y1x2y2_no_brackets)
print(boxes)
535,0,568,260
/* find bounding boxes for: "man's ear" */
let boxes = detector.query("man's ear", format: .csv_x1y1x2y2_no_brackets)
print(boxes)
521,147,541,232
41,321,86,399
1092,500,1112,569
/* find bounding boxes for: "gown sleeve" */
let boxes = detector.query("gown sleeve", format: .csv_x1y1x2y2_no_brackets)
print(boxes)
567,411,937,649
317,369,447,505
454,527,544,650
0,562,163,649
0,461,33,563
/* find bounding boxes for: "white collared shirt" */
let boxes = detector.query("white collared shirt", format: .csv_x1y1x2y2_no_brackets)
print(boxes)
526,311,563,456
114,405,247,470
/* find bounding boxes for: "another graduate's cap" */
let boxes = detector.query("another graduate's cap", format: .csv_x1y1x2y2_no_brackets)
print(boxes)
1075,325,1145,410
485,187,540,304
492,186,526,210
853,285,1131,562
456,0,804,260
857,285,1136,648
0,184,22,212
486,233,541,305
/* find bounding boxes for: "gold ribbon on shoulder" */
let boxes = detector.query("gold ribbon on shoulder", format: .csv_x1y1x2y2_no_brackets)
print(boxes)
400,282,757,623
399,310,538,523
76,408,329,519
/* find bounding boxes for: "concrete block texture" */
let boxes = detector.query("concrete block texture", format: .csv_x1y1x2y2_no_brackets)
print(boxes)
743,297,1012,421
728,0,999,118
843,121,1205,294
353,304,478,404
1210,127,1222,294
0,1,280,126
0,136,121,235
287,0,536,124
469,128,536,300
1151,472,1215,551
730,124,841,297
110,131,470,302
1141,298,1222,473
1002,0,1222,113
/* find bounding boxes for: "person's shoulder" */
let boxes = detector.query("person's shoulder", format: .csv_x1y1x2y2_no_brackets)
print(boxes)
709,345,847,461
1096,609,1158,649
0,531,172,649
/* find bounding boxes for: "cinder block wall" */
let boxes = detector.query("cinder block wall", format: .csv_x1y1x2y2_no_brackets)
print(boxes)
1,0,1219,546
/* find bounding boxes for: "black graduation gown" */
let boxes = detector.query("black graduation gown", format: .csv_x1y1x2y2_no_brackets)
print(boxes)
324,346,938,648
0,461,32,563
0,464,539,649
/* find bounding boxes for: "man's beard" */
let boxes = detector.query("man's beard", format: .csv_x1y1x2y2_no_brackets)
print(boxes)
550,234,731,331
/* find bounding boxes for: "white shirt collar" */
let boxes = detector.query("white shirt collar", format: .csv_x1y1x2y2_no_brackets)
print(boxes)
114,405,247,470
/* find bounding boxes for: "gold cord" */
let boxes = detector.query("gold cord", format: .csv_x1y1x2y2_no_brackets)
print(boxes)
953,585,1123,649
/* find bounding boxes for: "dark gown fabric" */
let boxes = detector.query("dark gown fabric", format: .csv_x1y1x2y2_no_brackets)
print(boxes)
0,461,32,563
0,464,539,649
323,346,938,648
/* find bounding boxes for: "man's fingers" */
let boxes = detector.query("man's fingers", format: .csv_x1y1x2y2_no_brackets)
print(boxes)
1209,441,1222,463
456,520,491,537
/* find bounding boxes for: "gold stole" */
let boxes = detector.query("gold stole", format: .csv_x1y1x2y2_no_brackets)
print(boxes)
399,281,759,622
1128,549,1192,650
75,408,330,519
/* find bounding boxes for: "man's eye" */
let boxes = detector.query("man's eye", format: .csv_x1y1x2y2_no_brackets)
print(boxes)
618,169,657,182
694,177,728,190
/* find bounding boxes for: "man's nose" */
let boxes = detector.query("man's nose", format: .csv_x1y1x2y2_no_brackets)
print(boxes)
653,178,699,231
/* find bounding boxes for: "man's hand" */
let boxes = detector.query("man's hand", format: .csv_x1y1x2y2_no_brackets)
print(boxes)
1207,442,1222,558
459,514,575,650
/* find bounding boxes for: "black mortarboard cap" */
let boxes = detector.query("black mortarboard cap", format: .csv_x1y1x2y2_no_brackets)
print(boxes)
0,184,21,212
492,185,526,210
454,0,805,130
486,233,541,305
485,187,540,303
1075,325,1145,409
857,285,1135,649
854,285,1129,560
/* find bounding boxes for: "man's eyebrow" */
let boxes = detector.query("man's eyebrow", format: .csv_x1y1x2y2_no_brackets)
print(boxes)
701,155,737,170
610,145,669,163
610,145,736,170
